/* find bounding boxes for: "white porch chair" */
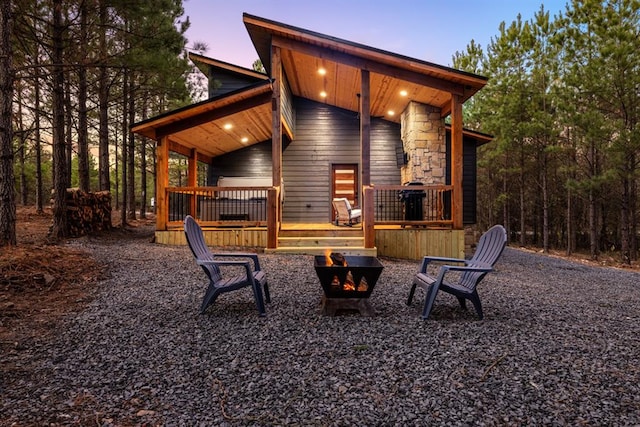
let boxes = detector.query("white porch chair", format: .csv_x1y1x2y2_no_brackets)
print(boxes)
332,198,362,226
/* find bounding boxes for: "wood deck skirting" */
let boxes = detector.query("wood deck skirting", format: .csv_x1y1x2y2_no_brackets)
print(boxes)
155,227,465,260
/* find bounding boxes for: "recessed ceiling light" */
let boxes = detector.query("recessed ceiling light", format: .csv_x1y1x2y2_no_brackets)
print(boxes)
387,110,395,116
223,123,233,130
320,91,327,98
318,68,326,75
400,90,408,97
241,137,249,143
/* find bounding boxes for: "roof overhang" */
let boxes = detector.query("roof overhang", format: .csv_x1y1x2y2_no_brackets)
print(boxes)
188,52,268,82
131,81,273,159
243,13,488,120
446,124,494,146
132,14,490,159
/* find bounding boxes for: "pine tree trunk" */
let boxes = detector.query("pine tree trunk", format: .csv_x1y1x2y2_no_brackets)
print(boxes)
139,96,148,219
502,154,509,237
127,76,136,221
98,0,110,192
0,0,16,246
630,170,638,261
620,176,631,264
50,0,68,240
566,186,575,256
589,188,598,260
120,69,128,227
34,54,43,213
519,148,525,247
542,157,549,253
64,72,72,188
77,0,89,192
16,90,27,205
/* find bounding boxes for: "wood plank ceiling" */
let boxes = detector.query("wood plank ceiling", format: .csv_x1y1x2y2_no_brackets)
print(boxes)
245,13,487,121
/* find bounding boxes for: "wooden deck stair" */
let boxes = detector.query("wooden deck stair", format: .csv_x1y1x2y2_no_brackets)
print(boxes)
265,224,377,256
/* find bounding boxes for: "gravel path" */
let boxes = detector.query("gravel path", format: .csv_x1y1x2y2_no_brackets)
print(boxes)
2,229,640,426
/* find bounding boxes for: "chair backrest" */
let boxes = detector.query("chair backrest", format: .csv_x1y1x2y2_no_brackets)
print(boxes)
332,198,351,220
184,215,222,283
460,225,507,290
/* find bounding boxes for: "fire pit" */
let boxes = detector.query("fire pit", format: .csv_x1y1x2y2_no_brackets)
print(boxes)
314,253,384,316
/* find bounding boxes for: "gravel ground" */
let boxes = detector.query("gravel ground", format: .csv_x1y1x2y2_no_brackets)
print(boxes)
2,229,640,426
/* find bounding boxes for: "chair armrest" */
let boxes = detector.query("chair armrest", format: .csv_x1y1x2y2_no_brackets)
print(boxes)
439,263,493,274
433,263,493,286
419,255,468,273
212,253,261,271
196,259,255,282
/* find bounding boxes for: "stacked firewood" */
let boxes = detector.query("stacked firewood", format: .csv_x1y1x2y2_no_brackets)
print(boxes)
62,189,112,237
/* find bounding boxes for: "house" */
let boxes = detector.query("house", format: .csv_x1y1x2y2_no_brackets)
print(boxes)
131,13,492,259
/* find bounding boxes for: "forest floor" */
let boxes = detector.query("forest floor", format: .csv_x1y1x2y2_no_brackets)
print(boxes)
1,206,637,379
0,206,156,354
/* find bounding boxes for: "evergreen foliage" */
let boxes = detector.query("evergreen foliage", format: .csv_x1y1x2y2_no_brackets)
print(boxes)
3,0,193,242
453,0,639,262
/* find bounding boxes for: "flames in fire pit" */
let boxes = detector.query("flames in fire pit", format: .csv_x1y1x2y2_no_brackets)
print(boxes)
325,250,346,267
325,251,367,291
314,253,383,298
330,270,368,292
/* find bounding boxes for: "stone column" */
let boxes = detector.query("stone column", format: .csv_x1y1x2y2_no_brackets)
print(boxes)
400,101,446,185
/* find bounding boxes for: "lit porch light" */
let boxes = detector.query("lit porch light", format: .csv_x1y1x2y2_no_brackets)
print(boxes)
399,90,408,97
387,110,395,116
318,67,327,75
223,123,233,130
320,91,327,98
241,137,249,144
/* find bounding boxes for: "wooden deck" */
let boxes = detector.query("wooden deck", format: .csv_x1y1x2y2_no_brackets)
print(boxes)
155,222,464,260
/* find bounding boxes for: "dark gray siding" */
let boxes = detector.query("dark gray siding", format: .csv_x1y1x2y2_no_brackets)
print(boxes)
281,72,295,135
208,68,264,97
371,120,403,186
208,143,272,184
446,133,478,224
282,98,401,222
204,97,403,223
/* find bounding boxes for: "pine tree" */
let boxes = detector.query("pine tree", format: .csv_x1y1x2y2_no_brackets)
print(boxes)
0,0,17,246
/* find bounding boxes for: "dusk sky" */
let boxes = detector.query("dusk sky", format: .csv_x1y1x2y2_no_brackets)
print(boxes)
181,0,568,69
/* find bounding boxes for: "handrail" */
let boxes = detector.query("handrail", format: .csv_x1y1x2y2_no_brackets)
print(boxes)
165,186,272,227
161,184,454,230
371,184,454,226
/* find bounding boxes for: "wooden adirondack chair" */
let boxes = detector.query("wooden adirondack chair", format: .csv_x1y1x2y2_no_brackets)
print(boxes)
407,225,507,320
184,215,270,316
332,198,362,226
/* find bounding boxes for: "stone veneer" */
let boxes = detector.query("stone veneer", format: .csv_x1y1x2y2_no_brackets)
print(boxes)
400,101,446,185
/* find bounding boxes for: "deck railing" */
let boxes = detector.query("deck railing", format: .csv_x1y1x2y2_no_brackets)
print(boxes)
164,184,454,229
166,186,271,227
371,184,454,227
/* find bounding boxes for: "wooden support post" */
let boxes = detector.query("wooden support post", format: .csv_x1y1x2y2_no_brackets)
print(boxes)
363,186,375,248
267,188,278,249
450,94,463,229
271,45,282,190
360,69,371,187
270,45,282,248
360,70,374,249
188,148,197,217
156,136,169,231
